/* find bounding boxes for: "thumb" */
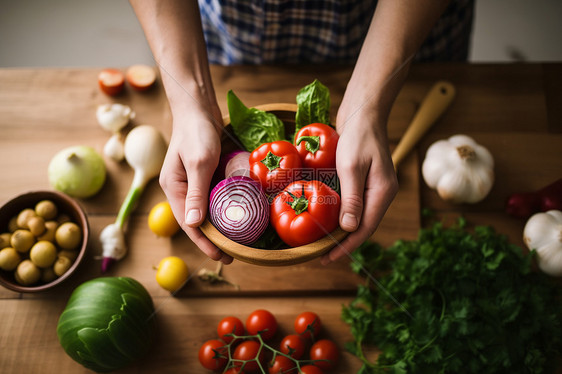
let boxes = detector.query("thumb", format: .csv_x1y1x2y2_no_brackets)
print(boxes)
184,169,214,228
337,164,366,232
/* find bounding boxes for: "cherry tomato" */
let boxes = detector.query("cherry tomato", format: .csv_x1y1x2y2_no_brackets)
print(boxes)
224,369,241,374
309,339,339,371
198,339,228,370
300,365,324,374
249,140,302,194
279,334,306,359
271,180,340,247
246,309,278,341
126,64,156,91
294,311,322,341
268,354,296,374
294,123,339,170
148,201,180,237
233,340,265,373
98,68,125,96
218,316,245,344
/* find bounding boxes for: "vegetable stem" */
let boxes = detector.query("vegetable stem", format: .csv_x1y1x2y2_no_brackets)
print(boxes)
296,135,321,154
116,176,145,229
260,151,283,171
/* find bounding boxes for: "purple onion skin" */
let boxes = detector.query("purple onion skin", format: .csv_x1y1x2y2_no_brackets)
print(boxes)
210,150,246,189
209,176,269,245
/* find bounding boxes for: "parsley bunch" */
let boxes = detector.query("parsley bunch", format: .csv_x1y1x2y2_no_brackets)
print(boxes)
343,219,562,374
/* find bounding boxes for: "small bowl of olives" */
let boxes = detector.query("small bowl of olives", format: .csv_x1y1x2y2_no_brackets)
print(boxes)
0,190,89,293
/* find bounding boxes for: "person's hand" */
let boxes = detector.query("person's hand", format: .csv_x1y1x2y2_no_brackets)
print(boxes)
320,110,398,265
160,107,234,264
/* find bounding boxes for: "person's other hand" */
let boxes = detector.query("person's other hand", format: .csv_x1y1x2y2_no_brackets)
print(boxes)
321,110,398,265
160,107,234,264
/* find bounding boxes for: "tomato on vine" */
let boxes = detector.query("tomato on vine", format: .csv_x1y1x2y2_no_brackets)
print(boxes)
198,339,228,370
218,316,245,344
279,334,306,359
309,339,339,370
300,365,324,374
246,309,278,341
233,340,265,373
294,311,322,341
268,355,296,374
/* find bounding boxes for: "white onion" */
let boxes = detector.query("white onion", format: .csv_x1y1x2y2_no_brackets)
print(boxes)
209,176,269,245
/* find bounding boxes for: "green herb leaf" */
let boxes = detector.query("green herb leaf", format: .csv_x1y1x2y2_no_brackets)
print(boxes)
343,220,562,374
295,79,331,133
227,90,285,152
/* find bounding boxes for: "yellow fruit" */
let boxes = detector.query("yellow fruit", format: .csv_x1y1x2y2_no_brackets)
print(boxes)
148,202,180,237
155,256,189,293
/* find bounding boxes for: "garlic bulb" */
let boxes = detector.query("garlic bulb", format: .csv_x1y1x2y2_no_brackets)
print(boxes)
422,134,494,203
96,103,135,133
523,210,562,276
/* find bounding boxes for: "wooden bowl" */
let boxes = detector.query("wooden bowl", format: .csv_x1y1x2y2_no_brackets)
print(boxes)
0,190,89,292
200,103,348,266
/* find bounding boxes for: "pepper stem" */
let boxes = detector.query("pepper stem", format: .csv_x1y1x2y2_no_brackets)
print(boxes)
261,151,283,171
296,135,321,154
286,185,309,215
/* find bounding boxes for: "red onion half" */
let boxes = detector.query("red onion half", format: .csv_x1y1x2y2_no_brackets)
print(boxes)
209,176,269,245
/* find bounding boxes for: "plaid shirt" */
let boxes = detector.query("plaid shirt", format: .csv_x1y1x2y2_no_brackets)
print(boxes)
199,0,474,65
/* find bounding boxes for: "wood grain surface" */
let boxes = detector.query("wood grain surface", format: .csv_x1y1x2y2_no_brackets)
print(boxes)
1,63,561,373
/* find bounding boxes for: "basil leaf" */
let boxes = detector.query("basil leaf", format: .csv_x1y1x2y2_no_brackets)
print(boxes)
227,90,285,152
295,79,331,132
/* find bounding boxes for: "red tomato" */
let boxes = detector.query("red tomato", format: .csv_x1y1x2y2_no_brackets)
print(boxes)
294,123,339,170
249,140,302,195
279,334,306,359
294,311,322,341
246,309,278,341
218,316,245,344
300,365,324,374
271,180,340,247
198,339,228,370
126,64,156,91
224,368,242,374
233,340,265,373
309,339,339,370
268,355,296,374
98,68,124,96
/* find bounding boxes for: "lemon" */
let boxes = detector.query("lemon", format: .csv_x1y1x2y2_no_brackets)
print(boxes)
155,256,189,293
148,202,180,237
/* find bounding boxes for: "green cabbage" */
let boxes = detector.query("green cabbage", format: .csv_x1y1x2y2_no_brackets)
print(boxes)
57,277,155,372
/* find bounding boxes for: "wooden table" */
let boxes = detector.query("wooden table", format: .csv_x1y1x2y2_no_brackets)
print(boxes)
0,63,561,373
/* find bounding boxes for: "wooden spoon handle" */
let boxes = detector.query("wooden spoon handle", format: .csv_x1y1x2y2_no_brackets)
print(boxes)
391,81,456,170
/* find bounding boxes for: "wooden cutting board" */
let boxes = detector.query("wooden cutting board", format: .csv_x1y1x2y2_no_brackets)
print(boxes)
0,68,421,299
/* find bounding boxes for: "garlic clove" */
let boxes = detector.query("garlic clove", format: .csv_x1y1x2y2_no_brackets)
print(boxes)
96,103,135,133
104,133,125,162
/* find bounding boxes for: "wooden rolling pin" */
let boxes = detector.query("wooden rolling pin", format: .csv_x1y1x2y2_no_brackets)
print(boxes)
391,81,456,170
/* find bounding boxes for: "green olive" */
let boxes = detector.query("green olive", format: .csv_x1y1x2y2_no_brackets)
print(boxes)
0,232,12,249
35,200,58,220
16,208,37,229
29,241,57,268
11,229,35,253
53,256,72,277
58,250,78,262
37,221,58,242
41,267,58,283
0,247,21,271
27,216,46,237
15,260,41,286
55,222,82,251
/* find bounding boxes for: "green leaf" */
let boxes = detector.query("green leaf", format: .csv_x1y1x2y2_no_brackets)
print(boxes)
227,90,285,151
295,79,331,133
